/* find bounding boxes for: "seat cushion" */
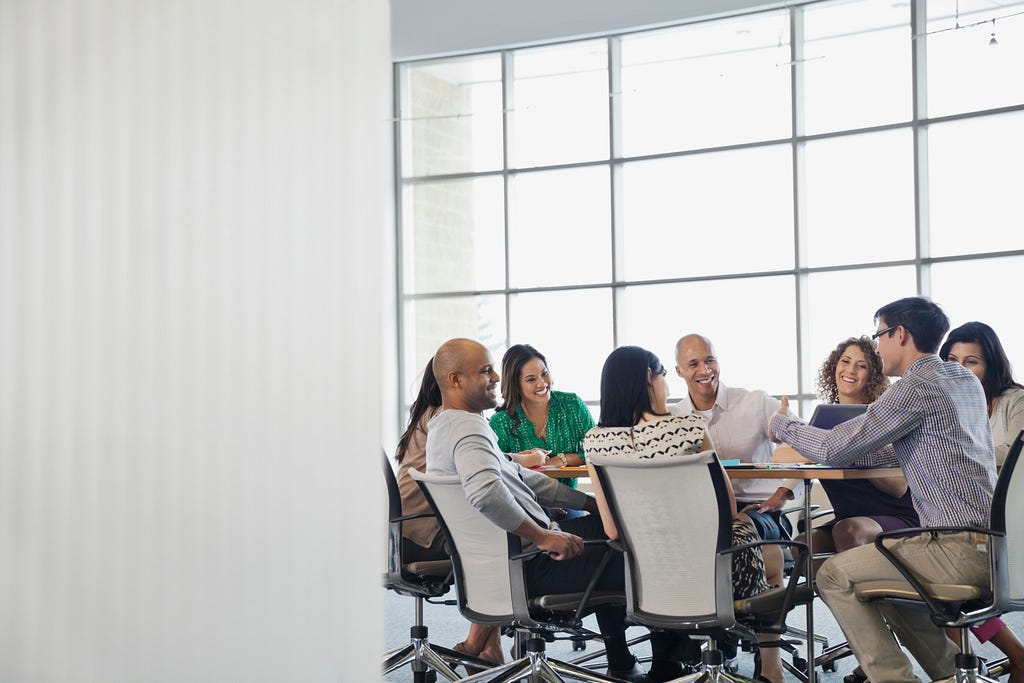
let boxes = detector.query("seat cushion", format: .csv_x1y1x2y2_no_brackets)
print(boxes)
529,590,625,612
404,559,452,578
854,579,990,603
735,583,815,617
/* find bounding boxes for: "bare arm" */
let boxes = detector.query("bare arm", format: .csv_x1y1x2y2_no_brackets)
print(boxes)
714,455,742,520
772,445,812,463
867,473,908,498
510,449,548,468
586,461,619,540
548,452,583,467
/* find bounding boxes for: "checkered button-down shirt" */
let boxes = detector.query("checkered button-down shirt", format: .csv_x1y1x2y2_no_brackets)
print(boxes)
770,355,996,527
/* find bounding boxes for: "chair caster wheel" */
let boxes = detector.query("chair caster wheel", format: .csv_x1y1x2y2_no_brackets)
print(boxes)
792,657,807,671
823,661,837,672
572,639,586,652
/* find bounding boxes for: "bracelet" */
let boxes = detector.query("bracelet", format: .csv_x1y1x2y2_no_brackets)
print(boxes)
556,453,568,467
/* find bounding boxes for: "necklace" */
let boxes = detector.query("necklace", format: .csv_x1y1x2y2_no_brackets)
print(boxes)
524,403,549,441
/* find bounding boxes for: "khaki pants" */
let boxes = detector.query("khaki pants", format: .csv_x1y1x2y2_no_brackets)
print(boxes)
816,531,991,683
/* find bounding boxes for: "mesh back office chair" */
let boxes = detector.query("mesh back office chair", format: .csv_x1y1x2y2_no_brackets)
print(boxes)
855,430,1024,683
410,468,629,683
590,450,814,683
382,454,494,681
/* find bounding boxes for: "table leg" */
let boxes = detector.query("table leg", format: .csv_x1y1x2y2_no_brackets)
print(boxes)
803,478,816,683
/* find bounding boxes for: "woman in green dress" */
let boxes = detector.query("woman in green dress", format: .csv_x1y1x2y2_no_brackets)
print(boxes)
489,344,594,492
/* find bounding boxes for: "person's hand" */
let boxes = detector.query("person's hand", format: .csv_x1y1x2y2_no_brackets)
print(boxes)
777,396,790,415
537,529,584,560
511,448,549,468
740,488,792,514
768,397,790,442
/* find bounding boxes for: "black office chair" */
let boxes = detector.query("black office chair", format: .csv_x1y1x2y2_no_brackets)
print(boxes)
411,467,631,683
590,450,814,683
855,430,1024,683
381,453,494,682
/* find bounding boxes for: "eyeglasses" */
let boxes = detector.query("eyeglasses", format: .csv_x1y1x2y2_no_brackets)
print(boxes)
871,325,903,341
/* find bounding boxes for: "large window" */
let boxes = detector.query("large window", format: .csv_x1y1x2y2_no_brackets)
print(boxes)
394,0,1024,421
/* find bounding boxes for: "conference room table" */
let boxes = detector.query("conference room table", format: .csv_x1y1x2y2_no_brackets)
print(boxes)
723,464,904,683
533,465,589,479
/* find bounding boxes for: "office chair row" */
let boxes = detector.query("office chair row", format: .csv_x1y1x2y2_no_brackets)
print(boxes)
384,429,1023,683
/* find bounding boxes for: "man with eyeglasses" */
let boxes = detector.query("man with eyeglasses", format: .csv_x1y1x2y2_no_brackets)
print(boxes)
767,296,997,683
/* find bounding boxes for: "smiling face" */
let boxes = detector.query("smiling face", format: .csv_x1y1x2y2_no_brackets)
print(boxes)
675,335,719,410
835,344,872,404
946,341,988,384
518,356,552,409
461,344,501,412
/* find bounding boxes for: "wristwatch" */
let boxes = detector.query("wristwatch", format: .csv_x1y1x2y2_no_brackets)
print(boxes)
556,453,568,467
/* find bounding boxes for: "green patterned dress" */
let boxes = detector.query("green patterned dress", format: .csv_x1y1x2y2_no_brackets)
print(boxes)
489,390,594,489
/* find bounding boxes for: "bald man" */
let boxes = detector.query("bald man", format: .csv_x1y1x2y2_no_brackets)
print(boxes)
670,334,799,542
425,338,655,682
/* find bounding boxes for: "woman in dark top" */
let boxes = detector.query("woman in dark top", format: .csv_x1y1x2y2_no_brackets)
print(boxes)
777,337,917,683
809,337,917,555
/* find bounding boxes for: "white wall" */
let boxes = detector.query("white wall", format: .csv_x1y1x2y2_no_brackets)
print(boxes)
391,0,794,60
0,1,389,681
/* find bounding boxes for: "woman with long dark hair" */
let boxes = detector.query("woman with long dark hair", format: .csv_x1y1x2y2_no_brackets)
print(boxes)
941,321,1024,465
940,322,1024,682
584,346,786,683
490,344,594,491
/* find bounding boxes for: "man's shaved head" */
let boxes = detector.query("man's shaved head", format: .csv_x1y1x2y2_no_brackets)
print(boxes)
433,338,483,389
675,334,713,359
674,333,720,411
432,338,501,413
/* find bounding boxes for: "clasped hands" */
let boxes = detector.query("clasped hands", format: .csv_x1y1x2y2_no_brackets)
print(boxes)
537,528,586,560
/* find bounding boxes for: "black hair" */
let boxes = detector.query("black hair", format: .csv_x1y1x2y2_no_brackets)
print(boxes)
939,321,1023,403
395,357,442,463
874,296,950,354
598,345,667,428
495,344,548,433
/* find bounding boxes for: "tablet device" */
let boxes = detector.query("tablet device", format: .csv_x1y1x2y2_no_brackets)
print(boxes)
808,403,867,429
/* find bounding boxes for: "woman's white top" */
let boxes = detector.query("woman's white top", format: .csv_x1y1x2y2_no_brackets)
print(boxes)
991,386,1024,465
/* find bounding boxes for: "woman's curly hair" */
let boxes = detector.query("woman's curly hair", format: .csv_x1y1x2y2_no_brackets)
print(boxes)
817,336,889,405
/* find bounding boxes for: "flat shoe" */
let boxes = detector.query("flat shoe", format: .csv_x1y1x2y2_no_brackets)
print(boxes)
843,671,870,683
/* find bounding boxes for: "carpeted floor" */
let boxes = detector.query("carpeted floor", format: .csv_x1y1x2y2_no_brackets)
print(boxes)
382,585,1023,682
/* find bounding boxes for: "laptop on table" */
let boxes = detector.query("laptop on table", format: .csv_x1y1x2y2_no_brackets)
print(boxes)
807,403,867,429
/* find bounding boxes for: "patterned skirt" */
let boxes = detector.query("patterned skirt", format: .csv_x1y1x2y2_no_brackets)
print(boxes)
731,518,769,600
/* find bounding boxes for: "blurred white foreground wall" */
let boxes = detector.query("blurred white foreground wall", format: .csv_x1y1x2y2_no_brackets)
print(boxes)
0,1,390,681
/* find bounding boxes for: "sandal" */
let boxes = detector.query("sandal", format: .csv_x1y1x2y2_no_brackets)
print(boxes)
452,641,498,676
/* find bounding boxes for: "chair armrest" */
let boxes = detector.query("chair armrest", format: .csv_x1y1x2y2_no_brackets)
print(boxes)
510,537,610,562
508,538,617,626
391,511,436,523
872,525,1001,620
781,503,820,517
720,538,810,624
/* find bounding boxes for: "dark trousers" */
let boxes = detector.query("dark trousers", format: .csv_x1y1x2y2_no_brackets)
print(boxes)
523,515,677,670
